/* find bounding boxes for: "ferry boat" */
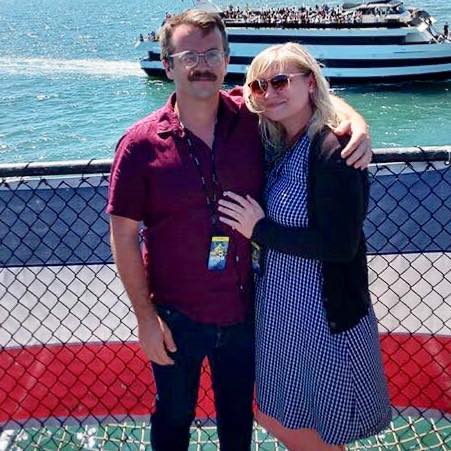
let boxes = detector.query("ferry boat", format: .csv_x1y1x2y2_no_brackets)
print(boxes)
136,0,451,83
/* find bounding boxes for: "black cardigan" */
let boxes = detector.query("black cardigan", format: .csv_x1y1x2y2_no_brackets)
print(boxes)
251,128,371,333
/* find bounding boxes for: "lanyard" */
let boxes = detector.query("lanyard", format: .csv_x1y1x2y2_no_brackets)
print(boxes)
185,131,220,230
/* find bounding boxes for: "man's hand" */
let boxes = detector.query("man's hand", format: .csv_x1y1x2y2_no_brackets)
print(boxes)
138,314,177,366
329,94,373,170
110,215,177,364
333,119,373,170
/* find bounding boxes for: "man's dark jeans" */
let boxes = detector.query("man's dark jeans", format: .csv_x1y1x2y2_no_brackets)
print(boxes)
150,306,255,451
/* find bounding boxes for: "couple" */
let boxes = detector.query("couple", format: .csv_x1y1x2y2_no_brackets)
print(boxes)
107,9,391,451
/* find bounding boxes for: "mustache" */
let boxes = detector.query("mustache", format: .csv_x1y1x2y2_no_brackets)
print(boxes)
188,71,217,81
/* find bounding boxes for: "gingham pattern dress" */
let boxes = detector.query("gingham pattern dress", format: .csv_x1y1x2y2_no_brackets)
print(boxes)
255,134,392,445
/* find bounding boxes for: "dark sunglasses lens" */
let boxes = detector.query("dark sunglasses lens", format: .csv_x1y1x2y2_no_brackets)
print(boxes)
249,79,266,95
270,75,290,90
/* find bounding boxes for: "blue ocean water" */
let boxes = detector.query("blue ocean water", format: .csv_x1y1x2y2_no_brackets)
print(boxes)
0,0,450,164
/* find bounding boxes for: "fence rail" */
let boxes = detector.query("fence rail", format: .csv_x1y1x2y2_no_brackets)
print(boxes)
0,147,450,450
0,146,449,178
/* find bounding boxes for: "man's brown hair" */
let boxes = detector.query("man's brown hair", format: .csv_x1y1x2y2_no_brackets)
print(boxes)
159,10,229,63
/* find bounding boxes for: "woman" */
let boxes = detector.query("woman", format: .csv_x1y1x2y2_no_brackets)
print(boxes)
218,43,391,451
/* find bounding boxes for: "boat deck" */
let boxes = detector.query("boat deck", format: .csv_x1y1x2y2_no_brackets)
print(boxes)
1,148,450,450
2,416,450,450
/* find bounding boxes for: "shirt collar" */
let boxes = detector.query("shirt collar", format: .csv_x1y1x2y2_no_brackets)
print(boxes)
156,93,183,136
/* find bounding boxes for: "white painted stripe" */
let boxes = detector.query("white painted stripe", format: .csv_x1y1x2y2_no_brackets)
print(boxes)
1,252,449,350
0,430,16,451
0,264,136,348
228,43,451,59
322,63,451,77
370,253,451,335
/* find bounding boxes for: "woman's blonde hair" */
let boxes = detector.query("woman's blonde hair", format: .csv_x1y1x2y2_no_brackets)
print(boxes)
244,42,340,155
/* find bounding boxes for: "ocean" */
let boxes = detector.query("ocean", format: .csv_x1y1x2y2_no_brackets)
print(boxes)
0,0,450,164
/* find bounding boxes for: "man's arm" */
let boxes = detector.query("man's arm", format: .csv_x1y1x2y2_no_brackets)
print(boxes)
110,215,176,365
330,94,372,169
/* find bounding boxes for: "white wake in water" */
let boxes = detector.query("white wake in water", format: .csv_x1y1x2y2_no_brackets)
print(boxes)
0,57,145,77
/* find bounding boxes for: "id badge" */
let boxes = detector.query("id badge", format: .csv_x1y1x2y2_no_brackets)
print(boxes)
251,241,262,273
208,236,229,271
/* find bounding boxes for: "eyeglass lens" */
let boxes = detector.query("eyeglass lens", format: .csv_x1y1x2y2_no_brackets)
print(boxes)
179,50,223,68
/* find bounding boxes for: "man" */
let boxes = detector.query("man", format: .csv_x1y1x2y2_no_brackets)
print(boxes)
107,10,372,451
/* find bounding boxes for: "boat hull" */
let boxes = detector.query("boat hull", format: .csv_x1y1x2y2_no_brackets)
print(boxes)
141,65,451,84
138,26,451,83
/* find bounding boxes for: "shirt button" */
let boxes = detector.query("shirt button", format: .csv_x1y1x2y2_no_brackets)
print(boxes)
329,321,337,329
239,285,244,291
236,255,240,262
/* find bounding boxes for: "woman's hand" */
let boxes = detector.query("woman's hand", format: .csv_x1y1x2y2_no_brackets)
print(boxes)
218,191,265,239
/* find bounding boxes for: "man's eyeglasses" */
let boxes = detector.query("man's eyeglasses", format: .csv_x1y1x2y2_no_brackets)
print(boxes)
168,49,225,69
248,73,310,96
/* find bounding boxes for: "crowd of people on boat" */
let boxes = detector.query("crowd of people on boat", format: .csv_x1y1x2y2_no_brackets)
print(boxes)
221,4,365,25
137,5,449,43
138,5,364,43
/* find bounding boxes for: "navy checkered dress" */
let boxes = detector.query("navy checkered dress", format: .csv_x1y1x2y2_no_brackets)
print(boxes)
255,134,392,445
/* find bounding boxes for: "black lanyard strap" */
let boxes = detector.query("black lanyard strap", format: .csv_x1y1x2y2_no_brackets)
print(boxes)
185,133,220,228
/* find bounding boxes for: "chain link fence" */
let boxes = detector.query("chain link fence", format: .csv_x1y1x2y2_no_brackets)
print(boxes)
0,148,450,450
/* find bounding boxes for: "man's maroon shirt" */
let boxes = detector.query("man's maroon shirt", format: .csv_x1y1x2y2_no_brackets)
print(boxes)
107,88,265,325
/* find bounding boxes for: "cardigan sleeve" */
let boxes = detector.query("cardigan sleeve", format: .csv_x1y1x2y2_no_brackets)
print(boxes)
251,145,368,263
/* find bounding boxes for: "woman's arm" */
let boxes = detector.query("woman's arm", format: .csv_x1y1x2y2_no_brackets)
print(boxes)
252,161,367,262
219,149,368,262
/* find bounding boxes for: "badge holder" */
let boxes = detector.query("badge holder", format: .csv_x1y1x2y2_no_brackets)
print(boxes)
208,235,230,271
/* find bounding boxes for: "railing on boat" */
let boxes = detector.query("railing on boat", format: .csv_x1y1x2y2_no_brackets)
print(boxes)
0,147,450,449
222,21,410,29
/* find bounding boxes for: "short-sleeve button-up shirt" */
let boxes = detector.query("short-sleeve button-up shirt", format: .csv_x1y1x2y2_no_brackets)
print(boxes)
107,88,264,325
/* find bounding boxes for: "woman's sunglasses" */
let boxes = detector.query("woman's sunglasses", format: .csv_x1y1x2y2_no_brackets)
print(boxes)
248,72,309,96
